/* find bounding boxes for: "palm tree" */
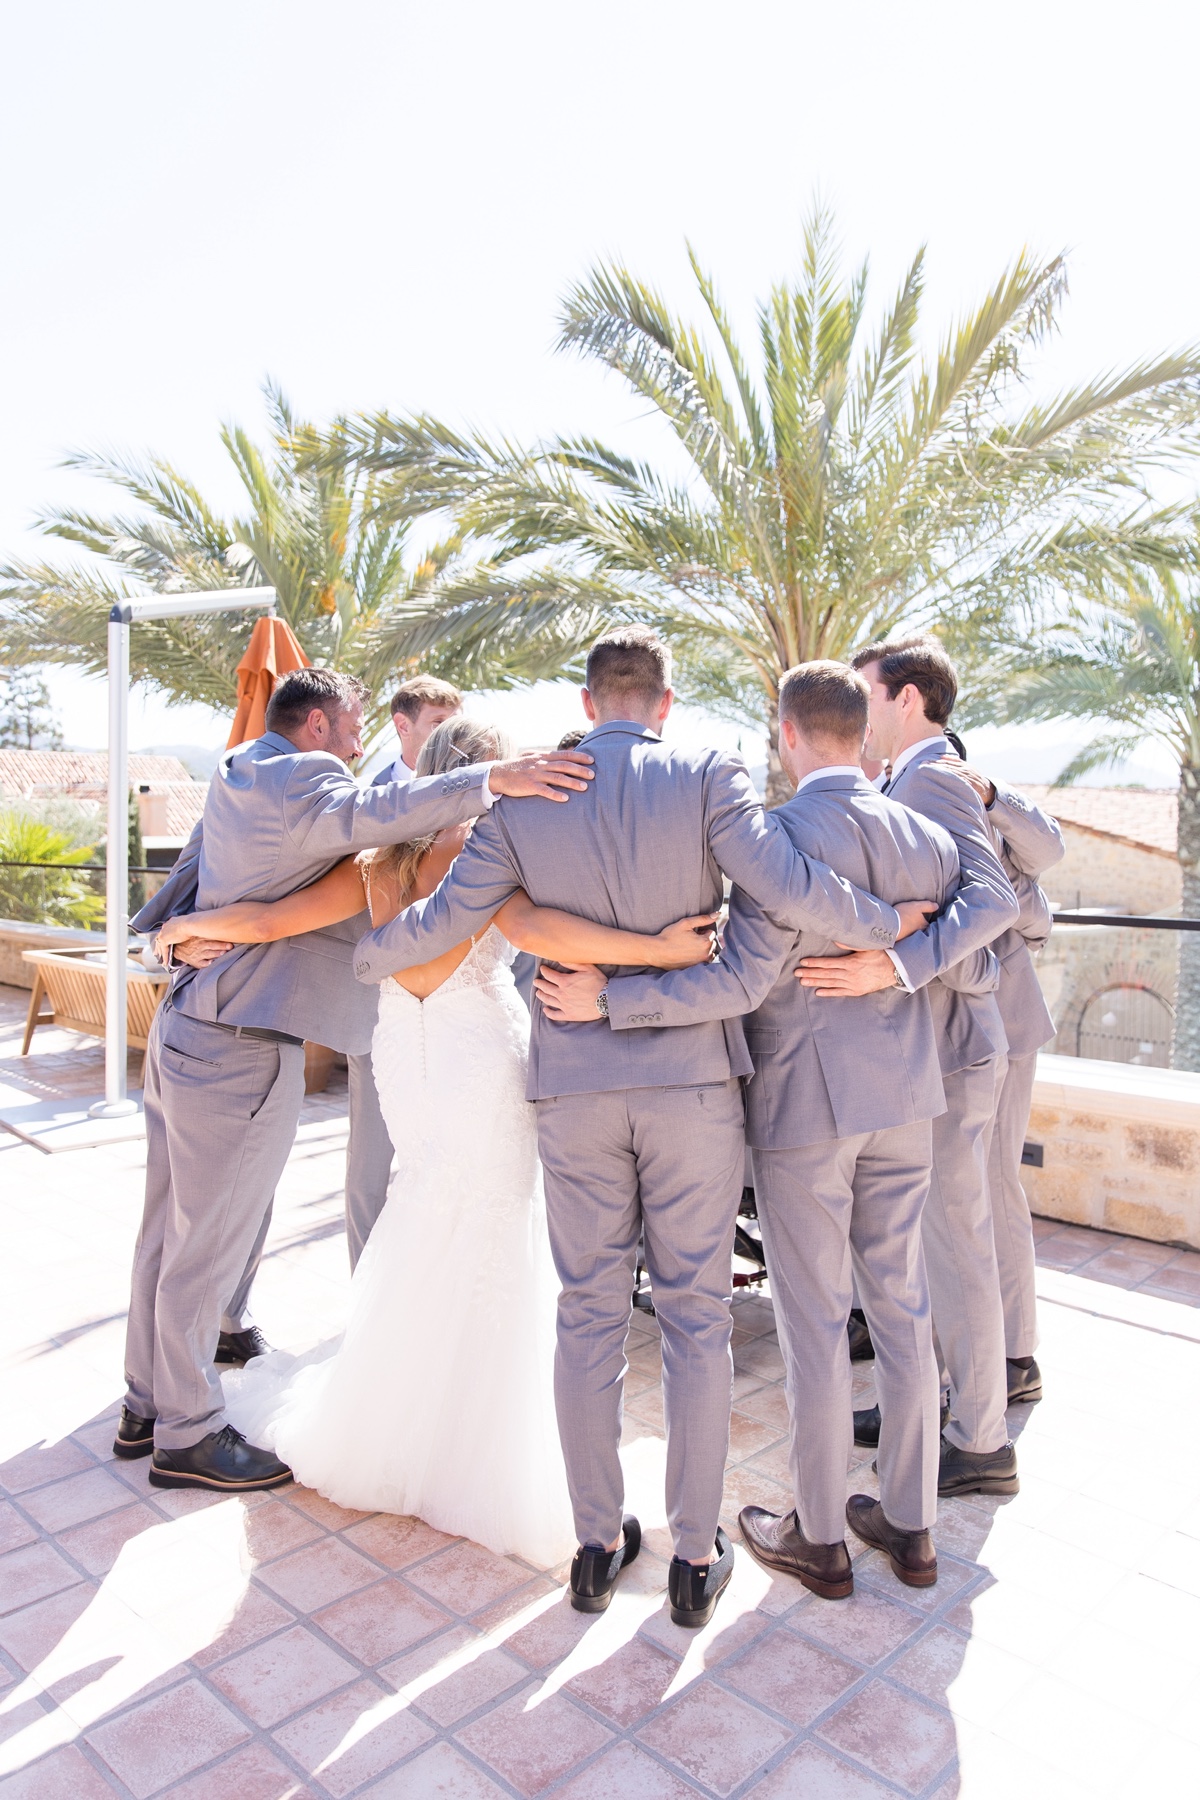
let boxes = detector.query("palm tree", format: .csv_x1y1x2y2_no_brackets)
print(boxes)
0,385,603,743
964,553,1200,1069
346,206,1200,800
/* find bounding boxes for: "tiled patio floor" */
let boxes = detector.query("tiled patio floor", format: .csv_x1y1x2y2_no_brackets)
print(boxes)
2,985,1199,1798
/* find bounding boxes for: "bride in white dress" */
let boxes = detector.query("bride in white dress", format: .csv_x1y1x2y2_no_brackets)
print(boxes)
155,718,716,1566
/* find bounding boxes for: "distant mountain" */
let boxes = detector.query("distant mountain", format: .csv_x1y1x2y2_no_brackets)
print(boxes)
136,742,223,781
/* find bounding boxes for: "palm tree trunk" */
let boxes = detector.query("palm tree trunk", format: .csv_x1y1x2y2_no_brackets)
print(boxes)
1173,760,1200,1071
765,715,791,809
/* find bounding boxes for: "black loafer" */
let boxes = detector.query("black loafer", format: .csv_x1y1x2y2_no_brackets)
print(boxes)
214,1326,273,1366
148,1424,292,1491
569,1515,641,1613
847,1310,874,1362
846,1495,937,1588
112,1407,156,1460
938,1436,1019,1498
669,1527,734,1629
1007,1357,1043,1406
856,1396,948,1449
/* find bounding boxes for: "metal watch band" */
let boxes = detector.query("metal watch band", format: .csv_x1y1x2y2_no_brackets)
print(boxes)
595,987,610,1019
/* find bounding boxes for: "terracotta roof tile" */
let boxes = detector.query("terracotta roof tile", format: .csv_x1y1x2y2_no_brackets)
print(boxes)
1016,784,1177,857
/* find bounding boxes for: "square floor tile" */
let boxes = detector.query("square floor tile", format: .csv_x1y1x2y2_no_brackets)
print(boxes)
406,1542,534,1617
314,1577,451,1666
18,1468,132,1535
254,1538,381,1612
565,1635,679,1727
281,1488,372,1531
167,1740,320,1799
56,1504,161,1576
497,1595,595,1672
85,1677,249,1799
637,1679,791,1796
0,1440,96,1498
360,1739,512,1797
190,1583,298,1669
344,1514,458,1572
0,1582,96,1672
550,1740,701,1799
721,1625,861,1726
756,1740,901,1797
242,1498,327,1566
818,1677,956,1793
792,1583,921,1665
206,1623,360,1728
456,1683,615,1796
0,1505,37,1557
0,1543,85,1616
273,1675,433,1796
0,1742,117,1799
383,1634,527,1727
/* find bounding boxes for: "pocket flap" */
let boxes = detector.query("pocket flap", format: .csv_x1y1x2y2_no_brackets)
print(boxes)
746,1027,780,1056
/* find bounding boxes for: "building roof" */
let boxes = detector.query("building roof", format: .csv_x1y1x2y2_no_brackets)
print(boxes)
1017,784,1177,858
0,749,195,797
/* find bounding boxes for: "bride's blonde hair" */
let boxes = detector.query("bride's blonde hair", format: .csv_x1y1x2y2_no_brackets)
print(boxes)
363,716,515,909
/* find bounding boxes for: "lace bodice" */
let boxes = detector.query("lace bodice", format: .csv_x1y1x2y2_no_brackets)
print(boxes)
380,923,517,1003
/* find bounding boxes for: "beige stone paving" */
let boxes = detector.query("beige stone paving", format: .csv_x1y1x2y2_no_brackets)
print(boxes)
2,985,1199,1799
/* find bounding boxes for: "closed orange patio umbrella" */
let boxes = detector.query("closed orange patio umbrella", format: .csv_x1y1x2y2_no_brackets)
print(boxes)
226,615,310,748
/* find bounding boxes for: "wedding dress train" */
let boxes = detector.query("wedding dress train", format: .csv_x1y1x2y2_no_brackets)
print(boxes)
223,927,576,1566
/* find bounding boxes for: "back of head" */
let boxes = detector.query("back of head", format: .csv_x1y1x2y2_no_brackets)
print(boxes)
778,660,869,755
390,674,463,722
370,716,515,908
557,726,588,750
265,667,369,738
585,626,672,721
849,635,957,727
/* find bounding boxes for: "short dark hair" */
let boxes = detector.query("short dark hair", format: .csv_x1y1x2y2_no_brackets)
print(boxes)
389,675,463,721
585,626,672,708
778,661,869,745
265,667,369,735
557,726,589,750
850,635,957,727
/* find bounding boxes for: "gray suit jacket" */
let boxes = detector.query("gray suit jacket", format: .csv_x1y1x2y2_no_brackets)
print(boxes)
354,720,904,1101
605,773,965,1145
885,739,1020,1076
132,731,493,1056
986,782,1065,1055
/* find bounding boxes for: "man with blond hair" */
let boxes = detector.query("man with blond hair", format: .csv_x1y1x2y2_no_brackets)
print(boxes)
372,675,463,789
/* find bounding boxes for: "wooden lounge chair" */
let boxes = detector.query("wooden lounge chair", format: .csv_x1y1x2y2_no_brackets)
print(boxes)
21,947,168,1079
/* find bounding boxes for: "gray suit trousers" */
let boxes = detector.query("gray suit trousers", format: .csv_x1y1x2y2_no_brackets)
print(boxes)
535,1080,744,1564
345,1051,394,1271
123,1004,305,1448
925,1054,1009,1454
987,1047,1040,1358
753,1124,939,1540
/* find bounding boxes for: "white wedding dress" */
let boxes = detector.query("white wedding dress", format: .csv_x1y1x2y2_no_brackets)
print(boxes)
223,927,577,1566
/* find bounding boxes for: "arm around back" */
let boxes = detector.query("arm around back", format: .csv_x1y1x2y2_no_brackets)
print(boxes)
988,782,1065,879
605,889,794,1030
354,810,522,983
890,771,1020,992
286,757,494,860
703,756,901,948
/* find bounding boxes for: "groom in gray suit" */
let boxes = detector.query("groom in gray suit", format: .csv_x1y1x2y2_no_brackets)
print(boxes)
354,628,931,1628
118,667,593,1492
541,662,1015,1595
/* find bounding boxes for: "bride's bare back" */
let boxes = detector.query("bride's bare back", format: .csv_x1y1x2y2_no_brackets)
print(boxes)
365,825,494,1000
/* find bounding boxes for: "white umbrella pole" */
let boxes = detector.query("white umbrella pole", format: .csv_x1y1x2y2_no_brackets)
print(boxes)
91,615,137,1118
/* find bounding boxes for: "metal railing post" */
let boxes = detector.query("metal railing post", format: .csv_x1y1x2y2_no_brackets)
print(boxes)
90,615,137,1117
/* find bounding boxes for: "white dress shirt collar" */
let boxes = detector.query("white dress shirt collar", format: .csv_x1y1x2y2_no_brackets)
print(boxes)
888,733,948,785
793,765,866,795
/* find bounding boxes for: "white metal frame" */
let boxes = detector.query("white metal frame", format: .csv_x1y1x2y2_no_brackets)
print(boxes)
90,588,277,1118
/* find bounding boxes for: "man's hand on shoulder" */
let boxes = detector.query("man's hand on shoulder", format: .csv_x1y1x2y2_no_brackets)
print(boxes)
490,749,594,802
534,962,606,1021
934,752,996,808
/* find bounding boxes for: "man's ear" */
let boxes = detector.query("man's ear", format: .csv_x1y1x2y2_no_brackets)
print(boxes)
656,688,674,726
581,688,597,722
780,715,799,752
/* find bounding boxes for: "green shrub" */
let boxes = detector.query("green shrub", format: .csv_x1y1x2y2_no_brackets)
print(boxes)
0,810,104,927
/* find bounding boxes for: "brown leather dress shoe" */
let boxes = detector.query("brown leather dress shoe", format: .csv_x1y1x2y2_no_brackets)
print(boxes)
739,1506,853,1599
846,1495,937,1588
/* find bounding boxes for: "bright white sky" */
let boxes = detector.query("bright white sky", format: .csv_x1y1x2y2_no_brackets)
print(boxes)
2,0,1195,783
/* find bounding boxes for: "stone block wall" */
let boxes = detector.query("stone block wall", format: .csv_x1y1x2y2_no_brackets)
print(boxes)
1025,1053,1200,1248
1042,824,1179,915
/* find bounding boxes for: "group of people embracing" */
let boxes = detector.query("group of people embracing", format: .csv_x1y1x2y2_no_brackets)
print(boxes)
113,622,1062,1632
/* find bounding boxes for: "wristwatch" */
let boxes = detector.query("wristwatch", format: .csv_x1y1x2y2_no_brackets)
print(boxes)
595,986,610,1020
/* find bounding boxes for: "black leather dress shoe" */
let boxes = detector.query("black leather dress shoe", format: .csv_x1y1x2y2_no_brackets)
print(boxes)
669,1527,734,1628
214,1326,273,1366
738,1506,852,1599
148,1425,292,1491
112,1407,155,1460
1007,1357,1043,1406
847,1310,874,1362
938,1437,1019,1498
846,1495,937,1588
569,1515,641,1613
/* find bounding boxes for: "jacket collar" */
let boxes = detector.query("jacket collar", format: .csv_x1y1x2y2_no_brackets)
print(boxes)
793,766,870,796
889,733,948,784
580,719,663,745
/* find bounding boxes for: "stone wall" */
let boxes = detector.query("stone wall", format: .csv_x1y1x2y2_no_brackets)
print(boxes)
1036,924,1177,1058
1026,1052,1200,1248
1043,822,1180,914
